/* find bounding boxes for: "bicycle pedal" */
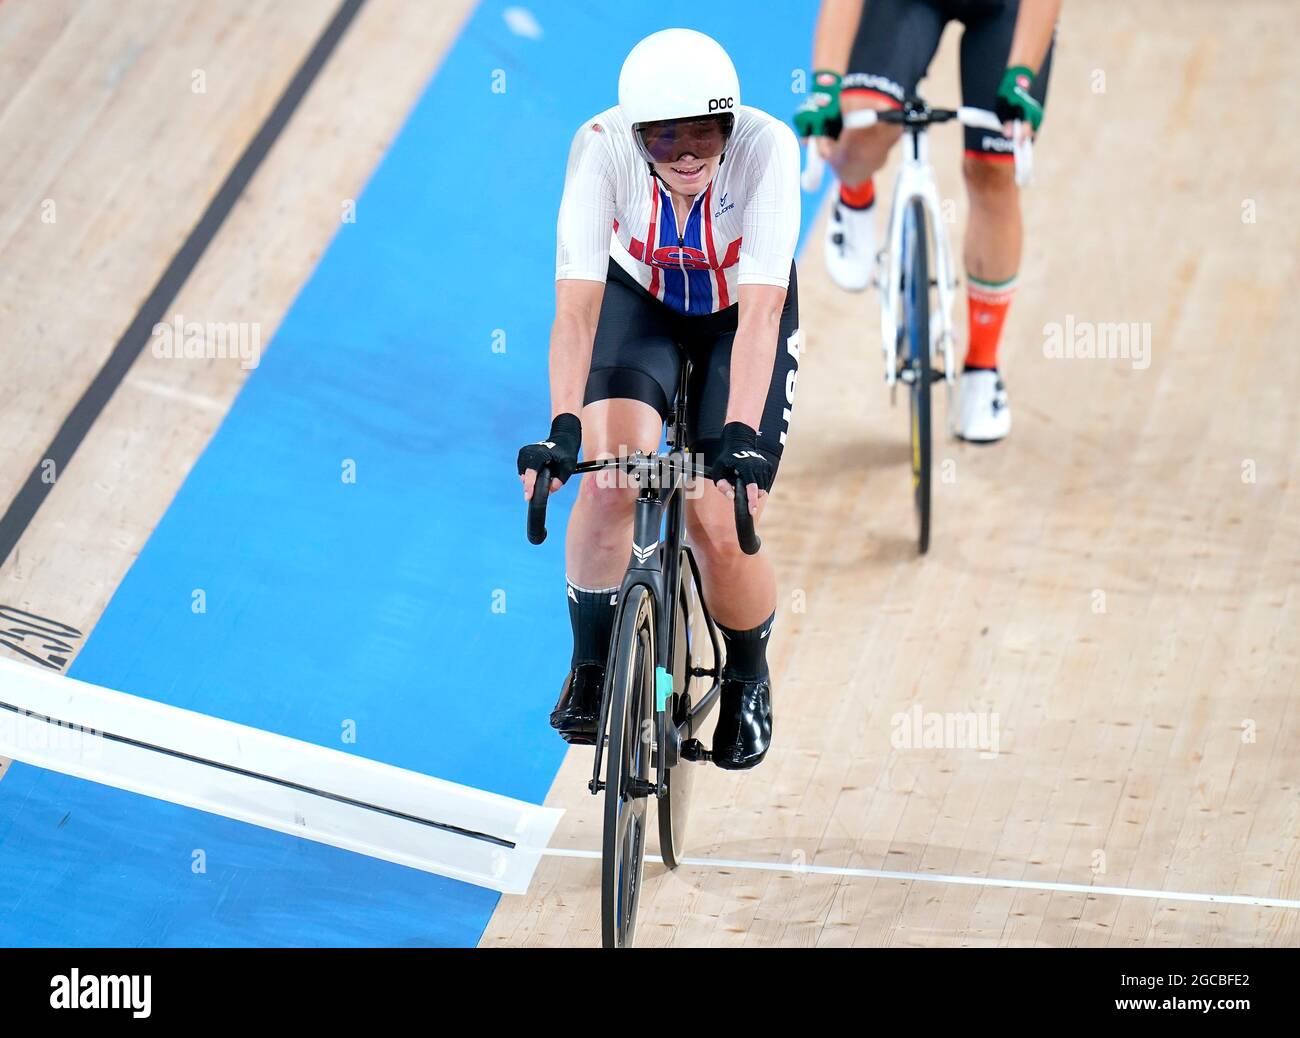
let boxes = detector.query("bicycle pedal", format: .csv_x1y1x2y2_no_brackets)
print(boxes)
587,779,605,795
680,738,712,764
689,666,718,678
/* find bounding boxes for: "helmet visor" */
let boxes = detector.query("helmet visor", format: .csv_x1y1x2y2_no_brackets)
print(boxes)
633,113,735,163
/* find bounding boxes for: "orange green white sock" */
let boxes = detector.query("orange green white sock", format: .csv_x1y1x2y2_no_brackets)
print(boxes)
964,272,1017,370
839,177,875,210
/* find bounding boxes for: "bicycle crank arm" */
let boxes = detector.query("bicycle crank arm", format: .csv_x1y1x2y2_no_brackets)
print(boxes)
899,362,942,386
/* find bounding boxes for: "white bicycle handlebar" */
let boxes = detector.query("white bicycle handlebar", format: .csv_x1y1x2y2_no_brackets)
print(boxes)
800,106,1033,192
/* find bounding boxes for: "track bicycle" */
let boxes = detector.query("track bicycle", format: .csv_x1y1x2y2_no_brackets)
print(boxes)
803,98,1031,553
525,361,760,948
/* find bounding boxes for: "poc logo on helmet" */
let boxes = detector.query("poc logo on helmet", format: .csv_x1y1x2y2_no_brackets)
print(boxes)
708,97,735,112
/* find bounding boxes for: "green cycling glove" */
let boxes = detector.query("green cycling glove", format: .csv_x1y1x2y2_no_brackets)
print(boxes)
994,65,1043,131
794,69,843,139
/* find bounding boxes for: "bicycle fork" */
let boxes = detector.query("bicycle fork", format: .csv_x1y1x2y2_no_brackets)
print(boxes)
589,484,671,800
878,128,960,401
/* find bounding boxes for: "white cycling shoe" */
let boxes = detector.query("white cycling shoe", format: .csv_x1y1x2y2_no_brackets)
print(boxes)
824,199,876,292
954,368,1011,443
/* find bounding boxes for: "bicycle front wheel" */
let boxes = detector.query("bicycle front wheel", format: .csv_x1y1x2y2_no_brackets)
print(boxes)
902,197,932,555
601,583,655,948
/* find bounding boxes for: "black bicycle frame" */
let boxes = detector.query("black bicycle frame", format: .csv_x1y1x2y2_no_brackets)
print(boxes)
586,366,723,798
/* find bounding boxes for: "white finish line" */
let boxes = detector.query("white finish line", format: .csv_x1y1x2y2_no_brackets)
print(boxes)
4,648,1292,911
0,656,561,894
540,848,1300,910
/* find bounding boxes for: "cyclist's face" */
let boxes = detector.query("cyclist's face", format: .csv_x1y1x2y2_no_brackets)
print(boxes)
637,114,730,194
652,153,721,194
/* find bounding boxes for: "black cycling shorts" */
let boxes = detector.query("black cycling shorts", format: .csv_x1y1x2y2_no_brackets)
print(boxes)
583,259,800,481
844,0,1054,159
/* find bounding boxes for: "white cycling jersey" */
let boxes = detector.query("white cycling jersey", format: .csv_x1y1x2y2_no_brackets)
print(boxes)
556,104,801,315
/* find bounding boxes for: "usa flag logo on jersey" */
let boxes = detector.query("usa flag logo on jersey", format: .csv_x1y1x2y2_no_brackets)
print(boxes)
627,179,741,312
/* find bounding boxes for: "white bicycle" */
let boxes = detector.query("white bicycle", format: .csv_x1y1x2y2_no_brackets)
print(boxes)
803,97,1031,553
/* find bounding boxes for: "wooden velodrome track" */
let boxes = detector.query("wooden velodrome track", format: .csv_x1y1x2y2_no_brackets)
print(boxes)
2,1,1297,947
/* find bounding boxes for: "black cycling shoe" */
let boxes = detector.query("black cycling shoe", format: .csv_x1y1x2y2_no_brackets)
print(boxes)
550,663,605,745
710,676,772,770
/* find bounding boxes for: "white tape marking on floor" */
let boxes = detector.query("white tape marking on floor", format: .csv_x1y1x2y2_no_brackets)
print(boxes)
0,656,561,894
129,376,228,414
540,848,1300,910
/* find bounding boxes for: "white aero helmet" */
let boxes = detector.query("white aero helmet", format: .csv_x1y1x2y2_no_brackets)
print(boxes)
617,28,740,164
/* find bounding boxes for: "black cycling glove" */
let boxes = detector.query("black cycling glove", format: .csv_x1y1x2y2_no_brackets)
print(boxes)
517,413,582,486
710,421,774,494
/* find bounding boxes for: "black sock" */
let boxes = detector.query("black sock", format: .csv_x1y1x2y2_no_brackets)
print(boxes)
568,580,619,670
718,612,775,682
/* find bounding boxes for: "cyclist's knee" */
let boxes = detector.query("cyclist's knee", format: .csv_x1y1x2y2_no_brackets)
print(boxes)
837,95,900,176
837,125,898,178
574,400,662,520
962,154,1017,199
576,468,636,518
686,491,756,566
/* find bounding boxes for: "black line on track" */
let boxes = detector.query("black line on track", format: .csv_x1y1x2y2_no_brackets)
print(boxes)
0,699,517,850
0,0,369,567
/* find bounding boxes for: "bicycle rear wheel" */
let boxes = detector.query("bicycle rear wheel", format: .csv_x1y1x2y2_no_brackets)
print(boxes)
657,548,711,869
601,583,655,948
902,197,932,555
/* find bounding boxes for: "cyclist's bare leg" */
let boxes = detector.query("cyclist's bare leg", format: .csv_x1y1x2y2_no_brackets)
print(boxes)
565,397,663,589
824,92,898,288
961,154,1021,379
962,155,1021,282
829,92,902,186
566,399,776,637
685,488,774,631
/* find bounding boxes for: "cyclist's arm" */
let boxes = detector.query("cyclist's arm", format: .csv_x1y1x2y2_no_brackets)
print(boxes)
730,122,801,430
727,285,786,431
552,122,617,419
1007,0,1061,74
549,280,603,419
811,0,865,74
